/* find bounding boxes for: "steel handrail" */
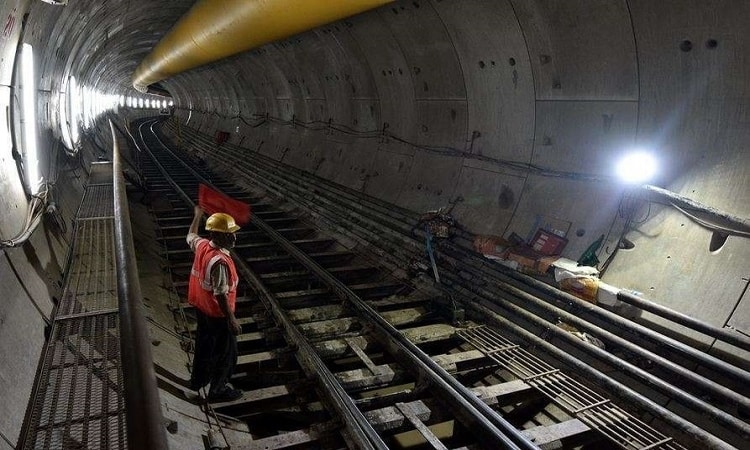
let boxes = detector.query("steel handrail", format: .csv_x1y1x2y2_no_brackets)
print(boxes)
111,120,169,450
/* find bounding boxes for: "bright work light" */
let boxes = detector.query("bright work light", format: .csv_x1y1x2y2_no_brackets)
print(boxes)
616,151,657,184
22,44,41,194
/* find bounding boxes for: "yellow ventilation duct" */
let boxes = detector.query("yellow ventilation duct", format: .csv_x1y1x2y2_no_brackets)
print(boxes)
132,0,394,92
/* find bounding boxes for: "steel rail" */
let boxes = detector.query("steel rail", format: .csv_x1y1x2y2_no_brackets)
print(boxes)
184,123,750,357
616,290,750,353
157,119,750,448
466,301,738,450
111,120,169,450
252,217,535,450
135,119,387,450
220,140,750,382
474,262,750,385
452,271,750,443
230,244,387,450
144,120,536,450
260,150,750,354
253,147,750,355
236,149,750,403
470,273,750,414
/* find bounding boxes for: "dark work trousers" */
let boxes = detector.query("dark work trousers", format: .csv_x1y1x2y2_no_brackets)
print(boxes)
189,309,238,394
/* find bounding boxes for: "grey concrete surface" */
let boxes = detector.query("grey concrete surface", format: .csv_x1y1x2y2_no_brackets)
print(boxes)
0,253,48,446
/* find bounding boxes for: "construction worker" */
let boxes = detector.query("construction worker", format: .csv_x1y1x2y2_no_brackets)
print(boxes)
186,206,243,402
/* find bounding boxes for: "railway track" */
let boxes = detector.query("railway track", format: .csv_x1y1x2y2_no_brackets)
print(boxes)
128,117,730,449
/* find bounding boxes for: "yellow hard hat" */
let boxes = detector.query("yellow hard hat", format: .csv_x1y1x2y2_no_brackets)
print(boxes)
205,213,240,233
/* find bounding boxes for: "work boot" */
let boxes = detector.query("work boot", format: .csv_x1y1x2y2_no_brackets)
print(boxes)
208,384,242,402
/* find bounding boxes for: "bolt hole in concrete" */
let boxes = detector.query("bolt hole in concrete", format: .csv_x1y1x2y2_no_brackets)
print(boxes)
709,231,729,253
680,40,693,52
576,228,585,237
706,39,718,49
508,57,516,66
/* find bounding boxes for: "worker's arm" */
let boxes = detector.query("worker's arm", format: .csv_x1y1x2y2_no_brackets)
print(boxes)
216,293,242,335
189,205,204,236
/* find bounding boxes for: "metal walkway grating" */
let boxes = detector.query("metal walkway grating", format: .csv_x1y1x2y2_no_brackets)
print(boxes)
57,219,118,318
457,326,685,450
78,184,114,219
22,162,128,450
22,314,126,450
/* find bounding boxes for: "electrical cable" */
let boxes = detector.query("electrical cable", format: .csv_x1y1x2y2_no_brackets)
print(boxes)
185,109,609,182
0,429,14,448
166,404,253,434
0,182,50,248
145,315,192,342
2,250,51,324
599,192,644,276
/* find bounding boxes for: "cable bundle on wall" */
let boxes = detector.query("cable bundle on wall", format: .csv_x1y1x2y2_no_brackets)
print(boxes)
0,182,51,248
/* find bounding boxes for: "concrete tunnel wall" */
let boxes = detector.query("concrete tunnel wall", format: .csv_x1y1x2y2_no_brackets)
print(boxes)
0,0,749,446
161,0,750,343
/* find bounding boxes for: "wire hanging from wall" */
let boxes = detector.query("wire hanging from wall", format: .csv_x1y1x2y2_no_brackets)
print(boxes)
181,107,611,183
0,182,52,248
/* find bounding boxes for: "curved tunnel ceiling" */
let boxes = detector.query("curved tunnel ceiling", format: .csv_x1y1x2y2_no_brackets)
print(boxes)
20,0,750,323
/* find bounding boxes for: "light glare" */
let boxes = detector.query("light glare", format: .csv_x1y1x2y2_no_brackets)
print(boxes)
22,44,40,194
59,78,73,150
616,151,657,184
69,76,80,144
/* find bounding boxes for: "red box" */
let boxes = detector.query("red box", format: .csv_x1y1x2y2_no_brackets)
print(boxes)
530,229,568,256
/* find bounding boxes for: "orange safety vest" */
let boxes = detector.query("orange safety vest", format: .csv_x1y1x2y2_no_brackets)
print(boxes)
188,238,239,317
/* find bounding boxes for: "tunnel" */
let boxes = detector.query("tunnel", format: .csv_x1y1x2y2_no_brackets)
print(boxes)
0,0,749,449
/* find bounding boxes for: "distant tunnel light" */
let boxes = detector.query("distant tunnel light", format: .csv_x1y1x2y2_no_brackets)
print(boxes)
59,78,73,150
616,151,657,184
22,43,41,194
69,76,80,145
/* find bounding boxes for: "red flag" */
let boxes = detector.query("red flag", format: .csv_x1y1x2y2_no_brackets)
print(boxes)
198,184,251,226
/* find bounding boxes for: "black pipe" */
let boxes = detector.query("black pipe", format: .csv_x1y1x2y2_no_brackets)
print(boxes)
617,290,750,353
245,145,750,440
111,120,169,450
472,273,750,411
166,121,750,387
451,270,750,441
480,263,750,386
468,300,738,450
186,125,750,383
